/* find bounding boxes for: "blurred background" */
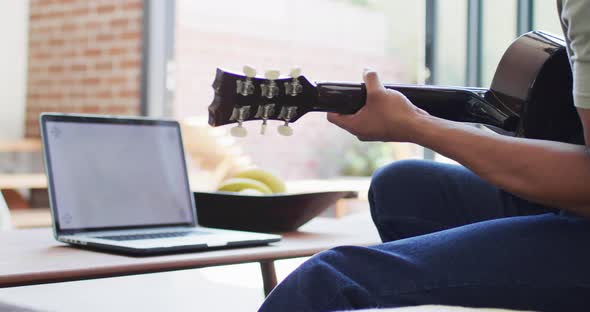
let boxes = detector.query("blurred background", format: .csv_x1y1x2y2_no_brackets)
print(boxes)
0,0,564,214
0,1,566,310
0,0,564,211
0,0,566,219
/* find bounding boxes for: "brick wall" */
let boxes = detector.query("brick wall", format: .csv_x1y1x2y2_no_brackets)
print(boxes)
25,0,143,137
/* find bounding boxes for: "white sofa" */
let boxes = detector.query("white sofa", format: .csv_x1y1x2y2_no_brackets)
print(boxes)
355,306,531,312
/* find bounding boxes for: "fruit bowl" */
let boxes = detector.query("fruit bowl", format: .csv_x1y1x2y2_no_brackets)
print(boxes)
193,191,356,232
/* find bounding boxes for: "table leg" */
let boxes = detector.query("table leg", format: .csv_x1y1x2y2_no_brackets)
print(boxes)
260,260,278,296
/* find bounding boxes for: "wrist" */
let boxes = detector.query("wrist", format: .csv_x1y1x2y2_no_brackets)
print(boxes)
405,112,439,145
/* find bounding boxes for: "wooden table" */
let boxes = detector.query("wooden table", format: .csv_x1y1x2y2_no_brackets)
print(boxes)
0,212,380,296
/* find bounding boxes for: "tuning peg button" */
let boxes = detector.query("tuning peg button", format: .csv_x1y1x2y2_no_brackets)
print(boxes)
264,69,280,80
290,67,302,78
277,123,293,136
243,65,257,78
230,125,248,138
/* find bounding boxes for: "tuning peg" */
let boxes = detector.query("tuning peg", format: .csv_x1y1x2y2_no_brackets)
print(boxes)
264,69,280,80
230,124,248,138
243,65,257,78
277,122,293,136
290,67,302,78
260,121,267,135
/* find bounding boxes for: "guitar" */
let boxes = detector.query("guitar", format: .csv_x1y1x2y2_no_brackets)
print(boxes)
208,31,583,144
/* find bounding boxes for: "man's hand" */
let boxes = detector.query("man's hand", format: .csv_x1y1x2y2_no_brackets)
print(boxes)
327,70,428,142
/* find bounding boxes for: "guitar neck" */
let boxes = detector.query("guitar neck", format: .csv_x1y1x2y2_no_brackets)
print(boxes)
313,82,519,132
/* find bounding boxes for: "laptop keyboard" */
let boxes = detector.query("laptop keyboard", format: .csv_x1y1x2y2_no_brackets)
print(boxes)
96,231,209,241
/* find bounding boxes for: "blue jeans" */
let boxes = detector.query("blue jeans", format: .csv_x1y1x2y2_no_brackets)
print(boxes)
259,160,590,312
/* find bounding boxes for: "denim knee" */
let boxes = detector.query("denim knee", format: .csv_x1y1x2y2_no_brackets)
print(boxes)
260,246,378,312
368,159,458,241
369,160,433,224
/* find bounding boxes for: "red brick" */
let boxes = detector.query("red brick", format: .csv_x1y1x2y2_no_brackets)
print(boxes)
96,4,116,14
60,78,75,86
85,21,101,30
33,26,53,34
97,33,115,41
28,93,42,101
96,90,113,99
70,7,89,17
60,50,77,58
107,76,127,85
44,10,66,20
70,37,88,45
32,52,52,60
82,77,100,85
120,31,141,40
132,16,143,28
28,67,45,74
68,92,86,99
48,39,65,46
109,46,127,56
29,41,42,49
95,62,113,70
70,64,86,72
121,58,141,69
46,92,64,100
123,1,143,11
61,23,76,32
48,65,64,73
26,0,144,137
119,89,138,98
35,0,57,6
81,105,101,113
30,13,43,21
105,105,133,114
83,48,102,57
30,79,53,86
111,18,128,28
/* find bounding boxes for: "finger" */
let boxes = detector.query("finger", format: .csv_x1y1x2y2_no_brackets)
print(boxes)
363,70,385,94
356,136,376,142
326,112,341,124
327,112,350,128
327,112,359,131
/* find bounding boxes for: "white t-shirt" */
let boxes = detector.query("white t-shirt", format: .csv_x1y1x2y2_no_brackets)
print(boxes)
559,0,590,109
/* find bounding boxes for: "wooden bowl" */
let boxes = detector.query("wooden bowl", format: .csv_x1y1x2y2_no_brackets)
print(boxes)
193,191,356,233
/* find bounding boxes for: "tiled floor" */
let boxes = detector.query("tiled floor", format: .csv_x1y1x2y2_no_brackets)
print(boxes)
0,257,309,311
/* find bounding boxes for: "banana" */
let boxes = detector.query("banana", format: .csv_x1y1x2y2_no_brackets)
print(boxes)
217,177,273,194
232,168,287,194
238,188,265,195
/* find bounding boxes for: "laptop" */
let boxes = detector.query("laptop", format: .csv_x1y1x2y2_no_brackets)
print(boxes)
40,113,281,256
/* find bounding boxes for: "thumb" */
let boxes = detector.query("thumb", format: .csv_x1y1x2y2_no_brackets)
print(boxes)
363,69,385,94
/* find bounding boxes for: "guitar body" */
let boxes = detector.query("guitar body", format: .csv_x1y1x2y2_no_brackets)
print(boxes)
491,31,583,143
209,31,584,144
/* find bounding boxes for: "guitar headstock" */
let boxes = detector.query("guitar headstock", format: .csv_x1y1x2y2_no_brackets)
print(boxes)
208,66,318,137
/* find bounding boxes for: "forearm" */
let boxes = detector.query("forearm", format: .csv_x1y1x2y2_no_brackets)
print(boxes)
412,114,590,216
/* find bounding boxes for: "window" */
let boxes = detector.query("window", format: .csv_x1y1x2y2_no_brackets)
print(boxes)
481,0,518,87
173,0,425,180
146,0,569,181
534,1,562,35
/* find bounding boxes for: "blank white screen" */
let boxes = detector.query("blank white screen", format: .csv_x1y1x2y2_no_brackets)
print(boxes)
45,121,194,230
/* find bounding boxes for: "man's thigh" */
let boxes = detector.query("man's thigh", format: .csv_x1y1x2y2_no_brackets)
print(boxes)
369,160,554,241
345,213,590,311
261,213,590,312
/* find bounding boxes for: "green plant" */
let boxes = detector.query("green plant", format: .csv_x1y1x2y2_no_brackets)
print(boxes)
340,142,395,176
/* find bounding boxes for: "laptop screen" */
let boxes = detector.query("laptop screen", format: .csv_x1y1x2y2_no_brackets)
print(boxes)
42,116,195,231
